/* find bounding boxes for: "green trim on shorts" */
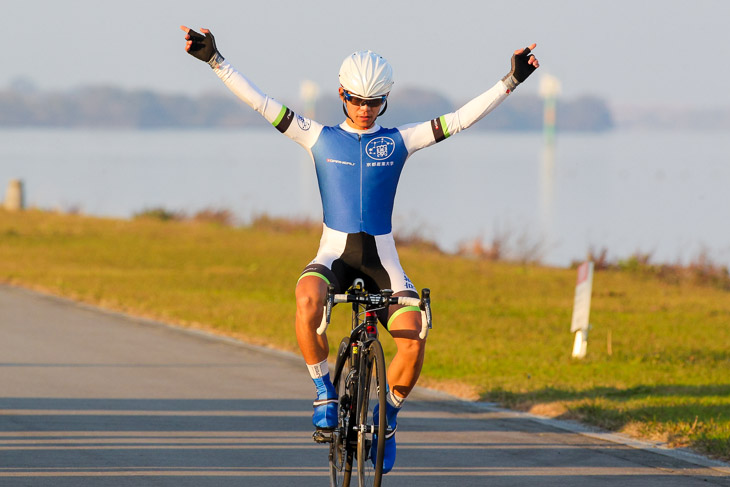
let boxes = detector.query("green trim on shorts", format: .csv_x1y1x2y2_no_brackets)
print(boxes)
298,271,330,285
387,305,420,330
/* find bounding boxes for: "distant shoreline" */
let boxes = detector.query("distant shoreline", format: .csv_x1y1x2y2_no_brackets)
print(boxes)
0,85,617,132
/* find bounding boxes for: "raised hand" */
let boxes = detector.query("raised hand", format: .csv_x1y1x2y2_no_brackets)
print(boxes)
502,43,540,92
180,25,224,69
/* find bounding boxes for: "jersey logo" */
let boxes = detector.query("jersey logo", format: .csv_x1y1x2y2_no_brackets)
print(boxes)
297,115,311,131
327,158,356,166
403,272,415,290
365,136,396,161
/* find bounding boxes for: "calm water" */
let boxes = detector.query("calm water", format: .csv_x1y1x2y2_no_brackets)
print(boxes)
1,128,729,268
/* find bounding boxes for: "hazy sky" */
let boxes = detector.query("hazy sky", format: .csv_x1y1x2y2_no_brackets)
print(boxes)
4,0,728,109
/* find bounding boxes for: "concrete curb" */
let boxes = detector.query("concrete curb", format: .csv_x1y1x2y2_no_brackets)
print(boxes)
474,400,730,474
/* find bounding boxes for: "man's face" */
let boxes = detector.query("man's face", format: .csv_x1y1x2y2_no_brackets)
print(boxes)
339,88,385,130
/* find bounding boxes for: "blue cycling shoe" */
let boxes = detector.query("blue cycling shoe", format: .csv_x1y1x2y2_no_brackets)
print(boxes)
312,373,338,429
312,397,338,429
371,402,399,474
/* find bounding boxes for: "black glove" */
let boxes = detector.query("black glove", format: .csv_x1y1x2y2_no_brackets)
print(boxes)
502,46,537,91
186,29,224,69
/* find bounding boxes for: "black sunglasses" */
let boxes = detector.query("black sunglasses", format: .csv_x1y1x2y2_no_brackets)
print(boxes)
343,91,387,108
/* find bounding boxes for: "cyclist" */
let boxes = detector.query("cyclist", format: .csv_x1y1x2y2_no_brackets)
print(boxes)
180,26,539,474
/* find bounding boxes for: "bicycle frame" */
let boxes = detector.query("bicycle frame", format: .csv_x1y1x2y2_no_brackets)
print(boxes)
321,279,432,487
328,280,386,486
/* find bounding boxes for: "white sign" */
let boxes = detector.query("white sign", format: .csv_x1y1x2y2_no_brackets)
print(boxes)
570,261,594,333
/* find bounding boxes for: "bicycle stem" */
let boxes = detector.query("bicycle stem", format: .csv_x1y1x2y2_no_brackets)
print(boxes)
316,285,433,338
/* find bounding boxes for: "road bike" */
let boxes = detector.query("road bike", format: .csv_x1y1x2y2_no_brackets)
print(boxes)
313,279,432,487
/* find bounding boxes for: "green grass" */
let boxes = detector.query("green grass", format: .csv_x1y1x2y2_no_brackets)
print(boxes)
1,209,729,460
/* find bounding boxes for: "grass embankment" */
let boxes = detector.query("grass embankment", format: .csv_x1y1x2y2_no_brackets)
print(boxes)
1,209,729,460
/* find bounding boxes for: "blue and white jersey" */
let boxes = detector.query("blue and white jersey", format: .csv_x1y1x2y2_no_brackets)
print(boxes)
310,126,408,235
214,61,511,236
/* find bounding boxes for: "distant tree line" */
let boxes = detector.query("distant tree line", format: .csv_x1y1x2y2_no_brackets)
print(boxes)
0,86,266,129
0,85,614,131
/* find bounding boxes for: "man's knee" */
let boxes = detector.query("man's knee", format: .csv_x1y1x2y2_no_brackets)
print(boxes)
397,334,425,359
296,277,327,322
389,312,426,356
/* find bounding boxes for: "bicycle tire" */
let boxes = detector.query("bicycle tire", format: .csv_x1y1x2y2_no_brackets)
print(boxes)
356,339,387,487
330,337,354,487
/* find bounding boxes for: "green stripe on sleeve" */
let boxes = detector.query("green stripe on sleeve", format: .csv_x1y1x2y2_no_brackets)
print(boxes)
273,105,288,127
387,306,421,330
439,115,451,138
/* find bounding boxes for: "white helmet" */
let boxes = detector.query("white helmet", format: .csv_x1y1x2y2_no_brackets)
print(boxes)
338,50,394,98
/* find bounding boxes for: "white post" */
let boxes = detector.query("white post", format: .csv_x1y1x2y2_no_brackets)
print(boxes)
299,79,319,120
538,74,560,244
298,80,320,217
538,73,561,147
570,261,594,359
4,179,25,211
572,328,589,358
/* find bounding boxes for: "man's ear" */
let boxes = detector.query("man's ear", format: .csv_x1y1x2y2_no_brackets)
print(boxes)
338,87,345,101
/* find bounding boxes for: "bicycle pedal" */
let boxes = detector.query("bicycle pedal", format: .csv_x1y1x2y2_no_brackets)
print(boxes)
312,429,334,444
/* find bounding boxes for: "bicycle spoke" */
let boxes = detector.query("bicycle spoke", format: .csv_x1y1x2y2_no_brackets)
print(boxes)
326,284,425,486
330,338,354,487
356,341,387,487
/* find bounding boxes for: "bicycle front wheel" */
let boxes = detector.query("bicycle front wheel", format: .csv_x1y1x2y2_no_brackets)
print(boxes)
356,339,387,487
330,337,354,487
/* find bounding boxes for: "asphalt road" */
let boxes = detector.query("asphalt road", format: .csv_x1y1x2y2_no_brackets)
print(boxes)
1,284,728,486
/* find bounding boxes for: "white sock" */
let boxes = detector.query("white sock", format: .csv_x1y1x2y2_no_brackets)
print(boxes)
387,389,405,409
306,359,329,379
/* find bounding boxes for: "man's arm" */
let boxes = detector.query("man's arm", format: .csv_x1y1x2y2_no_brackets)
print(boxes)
180,26,322,148
399,44,540,154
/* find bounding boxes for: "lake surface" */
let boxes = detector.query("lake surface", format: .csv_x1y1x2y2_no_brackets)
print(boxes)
1,128,729,268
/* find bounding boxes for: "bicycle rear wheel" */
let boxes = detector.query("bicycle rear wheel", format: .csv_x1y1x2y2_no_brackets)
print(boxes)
356,340,387,487
330,338,354,487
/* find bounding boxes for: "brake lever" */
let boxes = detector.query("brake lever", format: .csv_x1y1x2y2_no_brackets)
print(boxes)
419,288,432,339
316,284,336,336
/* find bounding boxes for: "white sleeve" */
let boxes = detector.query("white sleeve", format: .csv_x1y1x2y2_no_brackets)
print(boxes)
399,80,510,154
213,61,322,149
